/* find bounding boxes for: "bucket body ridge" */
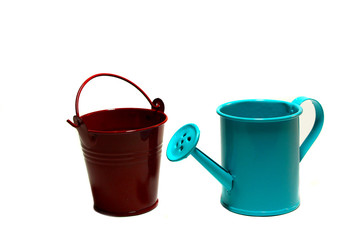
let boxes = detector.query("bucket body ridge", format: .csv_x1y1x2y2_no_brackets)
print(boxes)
77,108,167,216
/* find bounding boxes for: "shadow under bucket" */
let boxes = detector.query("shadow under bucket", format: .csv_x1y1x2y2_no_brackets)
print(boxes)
67,73,168,216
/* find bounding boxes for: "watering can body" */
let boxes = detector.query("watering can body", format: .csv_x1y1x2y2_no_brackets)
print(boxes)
219,115,300,216
167,97,324,216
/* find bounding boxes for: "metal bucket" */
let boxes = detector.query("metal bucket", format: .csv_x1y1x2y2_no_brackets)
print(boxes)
67,73,168,216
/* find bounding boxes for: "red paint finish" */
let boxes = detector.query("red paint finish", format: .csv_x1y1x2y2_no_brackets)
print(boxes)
67,73,167,216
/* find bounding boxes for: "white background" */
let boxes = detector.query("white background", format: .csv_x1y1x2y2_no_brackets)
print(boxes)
0,0,359,239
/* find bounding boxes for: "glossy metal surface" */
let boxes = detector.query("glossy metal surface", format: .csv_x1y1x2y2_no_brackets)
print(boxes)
219,97,324,216
167,124,233,191
167,97,324,216
68,73,167,216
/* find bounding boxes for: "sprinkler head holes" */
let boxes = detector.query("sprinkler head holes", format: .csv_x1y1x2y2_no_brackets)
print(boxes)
166,124,200,162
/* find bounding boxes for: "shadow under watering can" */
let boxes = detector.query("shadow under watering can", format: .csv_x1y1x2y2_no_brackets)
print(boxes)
167,97,324,216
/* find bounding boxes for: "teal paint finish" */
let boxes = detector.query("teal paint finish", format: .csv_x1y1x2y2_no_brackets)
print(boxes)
219,111,301,216
166,124,233,191
292,97,324,161
167,97,324,216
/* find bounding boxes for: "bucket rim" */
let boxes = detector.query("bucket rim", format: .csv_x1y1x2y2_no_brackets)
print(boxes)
216,99,303,122
80,107,168,134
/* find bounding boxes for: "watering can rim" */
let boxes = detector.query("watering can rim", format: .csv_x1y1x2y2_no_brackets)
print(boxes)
216,99,303,122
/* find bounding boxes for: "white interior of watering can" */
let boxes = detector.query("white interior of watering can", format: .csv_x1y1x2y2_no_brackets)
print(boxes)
217,100,302,120
80,108,167,132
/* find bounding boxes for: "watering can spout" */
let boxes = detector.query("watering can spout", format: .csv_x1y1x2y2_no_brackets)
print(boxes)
191,148,233,191
166,124,233,191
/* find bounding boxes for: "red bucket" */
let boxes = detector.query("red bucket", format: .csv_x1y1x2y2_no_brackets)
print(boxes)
67,73,168,216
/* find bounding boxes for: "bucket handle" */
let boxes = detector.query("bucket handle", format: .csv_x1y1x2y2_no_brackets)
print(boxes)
67,73,164,128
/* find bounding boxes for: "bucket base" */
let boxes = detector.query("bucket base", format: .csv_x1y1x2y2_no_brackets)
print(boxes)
93,199,159,217
220,200,300,216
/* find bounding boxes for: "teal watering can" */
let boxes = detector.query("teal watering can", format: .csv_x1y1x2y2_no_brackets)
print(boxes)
167,97,324,216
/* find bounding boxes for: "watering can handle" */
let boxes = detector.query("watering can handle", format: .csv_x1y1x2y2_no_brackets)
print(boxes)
292,97,324,162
